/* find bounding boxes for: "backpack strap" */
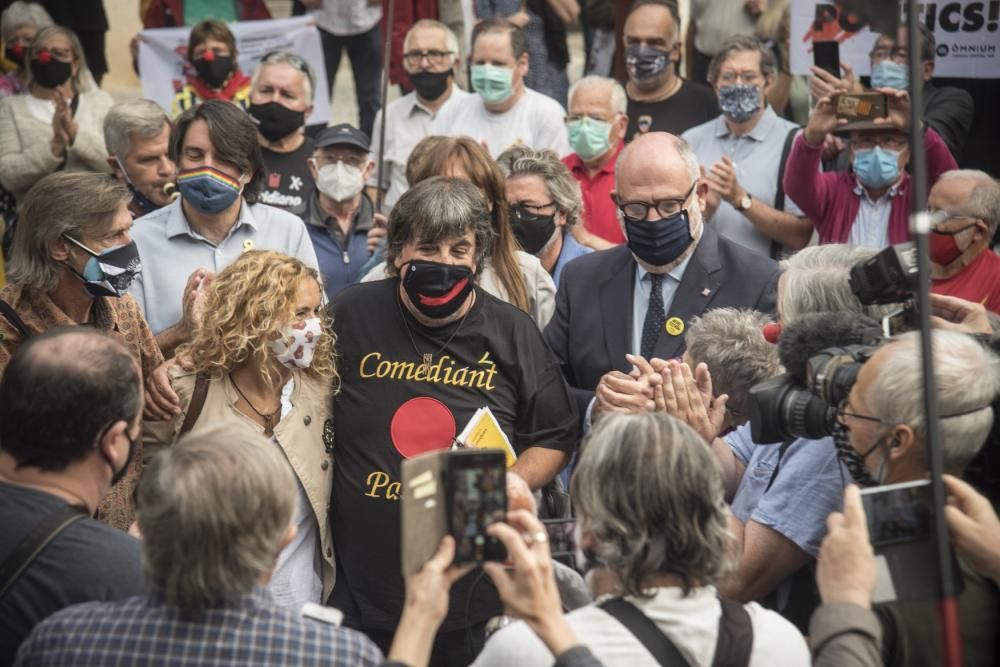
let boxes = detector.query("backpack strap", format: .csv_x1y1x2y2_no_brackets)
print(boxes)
178,373,210,437
599,598,691,667
769,127,802,260
711,598,754,667
0,504,88,601
0,298,32,339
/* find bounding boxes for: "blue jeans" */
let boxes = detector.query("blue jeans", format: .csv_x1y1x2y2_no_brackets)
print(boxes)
319,24,382,139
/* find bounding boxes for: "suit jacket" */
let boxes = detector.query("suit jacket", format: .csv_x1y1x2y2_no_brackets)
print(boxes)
543,226,779,417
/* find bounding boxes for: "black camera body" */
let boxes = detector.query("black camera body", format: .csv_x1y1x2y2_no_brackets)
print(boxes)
849,243,918,305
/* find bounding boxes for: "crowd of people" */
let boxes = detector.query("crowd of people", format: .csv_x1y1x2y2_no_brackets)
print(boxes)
1,1,999,666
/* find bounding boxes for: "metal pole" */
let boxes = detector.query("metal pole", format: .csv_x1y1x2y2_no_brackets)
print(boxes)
375,0,396,215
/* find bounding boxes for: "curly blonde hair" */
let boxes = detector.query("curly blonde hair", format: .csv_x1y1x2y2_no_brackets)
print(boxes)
177,251,338,389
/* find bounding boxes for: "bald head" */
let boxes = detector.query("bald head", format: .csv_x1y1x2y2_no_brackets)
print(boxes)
615,132,700,202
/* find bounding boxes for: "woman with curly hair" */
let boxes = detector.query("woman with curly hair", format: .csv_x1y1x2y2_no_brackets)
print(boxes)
364,135,556,328
142,250,338,612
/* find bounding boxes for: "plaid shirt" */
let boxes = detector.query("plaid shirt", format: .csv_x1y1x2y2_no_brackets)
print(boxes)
13,588,384,667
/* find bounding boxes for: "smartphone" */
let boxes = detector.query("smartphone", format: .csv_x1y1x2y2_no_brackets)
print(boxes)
836,93,888,121
448,450,507,564
861,479,931,547
813,40,840,78
542,518,577,558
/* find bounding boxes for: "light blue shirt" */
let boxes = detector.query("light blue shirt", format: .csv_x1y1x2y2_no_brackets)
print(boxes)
130,198,320,334
552,232,592,288
630,256,692,356
682,107,803,257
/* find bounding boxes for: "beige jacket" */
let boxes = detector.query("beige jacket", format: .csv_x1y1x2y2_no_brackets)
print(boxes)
0,88,114,201
362,250,557,329
143,367,336,600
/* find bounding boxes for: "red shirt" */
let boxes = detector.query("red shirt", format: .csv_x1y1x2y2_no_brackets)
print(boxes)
931,249,1000,314
563,143,625,245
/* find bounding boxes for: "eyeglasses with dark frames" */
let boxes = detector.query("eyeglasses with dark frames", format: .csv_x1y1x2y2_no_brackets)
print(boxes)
612,182,697,221
403,50,454,67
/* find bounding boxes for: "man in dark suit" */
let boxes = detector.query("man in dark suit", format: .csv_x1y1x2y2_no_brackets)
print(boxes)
544,132,778,423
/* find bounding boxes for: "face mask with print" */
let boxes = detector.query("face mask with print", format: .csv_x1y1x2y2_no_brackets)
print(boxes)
402,260,475,319
832,422,883,487
624,45,669,81
315,161,365,202
718,84,762,123
63,235,142,299
471,64,515,105
270,316,323,369
852,147,901,189
568,116,613,161
177,166,243,214
870,60,909,90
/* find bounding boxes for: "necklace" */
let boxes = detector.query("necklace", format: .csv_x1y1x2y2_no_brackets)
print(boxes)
229,374,281,436
396,289,473,375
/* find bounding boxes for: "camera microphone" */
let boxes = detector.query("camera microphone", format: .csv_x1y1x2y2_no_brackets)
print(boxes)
778,312,883,383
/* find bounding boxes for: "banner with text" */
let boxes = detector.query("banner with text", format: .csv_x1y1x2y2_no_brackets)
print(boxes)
790,0,999,79
137,16,331,124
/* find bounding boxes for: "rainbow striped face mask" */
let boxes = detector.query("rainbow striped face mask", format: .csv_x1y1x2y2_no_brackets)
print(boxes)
177,166,243,214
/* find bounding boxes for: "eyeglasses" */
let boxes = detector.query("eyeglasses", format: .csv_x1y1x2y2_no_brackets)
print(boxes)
850,135,908,151
509,202,555,222
612,183,696,221
716,70,764,85
403,50,454,67
836,400,885,426
313,154,367,168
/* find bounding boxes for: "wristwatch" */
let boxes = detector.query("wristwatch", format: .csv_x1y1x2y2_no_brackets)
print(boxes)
736,192,752,212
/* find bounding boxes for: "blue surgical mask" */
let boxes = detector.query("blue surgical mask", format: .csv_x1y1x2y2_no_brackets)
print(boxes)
625,209,694,267
852,146,900,189
718,84,762,123
177,166,242,214
870,60,909,90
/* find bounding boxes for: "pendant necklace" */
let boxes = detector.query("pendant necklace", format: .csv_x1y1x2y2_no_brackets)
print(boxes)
229,374,281,436
396,290,473,375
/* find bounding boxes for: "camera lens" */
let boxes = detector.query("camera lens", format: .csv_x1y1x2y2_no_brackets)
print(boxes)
782,389,837,440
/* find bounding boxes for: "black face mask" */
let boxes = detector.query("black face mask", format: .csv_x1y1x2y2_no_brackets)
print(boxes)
248,101,306,142
409,69,452,101
624,44,670,81
5,42,26,66
101,425,137,488
193,53,234,88
30,54,72,88
625,209,694,267
402,260,474,320
510,205,558,256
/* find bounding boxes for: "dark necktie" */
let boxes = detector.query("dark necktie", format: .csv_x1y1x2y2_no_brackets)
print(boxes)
641,273,665,359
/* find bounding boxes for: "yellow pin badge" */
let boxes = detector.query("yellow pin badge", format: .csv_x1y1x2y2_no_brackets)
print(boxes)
242,240,254,252
665,317,685,336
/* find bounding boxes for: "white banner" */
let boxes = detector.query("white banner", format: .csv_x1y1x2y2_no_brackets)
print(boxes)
790,1,1000,79
137,16,331,124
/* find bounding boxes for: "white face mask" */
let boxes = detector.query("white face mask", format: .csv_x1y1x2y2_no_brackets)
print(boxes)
315,160,365,202
270,317,323,369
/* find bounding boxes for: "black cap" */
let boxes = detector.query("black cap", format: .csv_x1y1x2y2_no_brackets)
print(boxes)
315,123,370,151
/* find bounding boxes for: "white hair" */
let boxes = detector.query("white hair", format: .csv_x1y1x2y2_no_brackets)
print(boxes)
866,330,1000,474
778,245,891,323
568,75,627,116
936,169,1000,234
1,1,52,42
104,98,171,159
251,51,315,104
403,19,459,58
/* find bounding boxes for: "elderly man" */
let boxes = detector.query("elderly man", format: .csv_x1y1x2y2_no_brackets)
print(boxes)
429,18,569,158
928,170,1000,313
0,329,145,664
12,423,384,667
329,177,578,664
838,330,1000,666
561,75,629,249
367,19,470,213
0,173,161,530
305,124,377,300
783,91,957,249
543,132,778,424
129,100,318,357
249,51,316,219
682,35,812,256
473,413,810,665
623,0,718,141
104,99,176,218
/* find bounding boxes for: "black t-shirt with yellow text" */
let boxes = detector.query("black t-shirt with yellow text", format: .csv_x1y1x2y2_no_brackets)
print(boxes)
328,278,578,632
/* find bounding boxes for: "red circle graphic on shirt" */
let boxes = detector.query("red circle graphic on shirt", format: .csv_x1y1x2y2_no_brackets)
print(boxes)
390,397,457,459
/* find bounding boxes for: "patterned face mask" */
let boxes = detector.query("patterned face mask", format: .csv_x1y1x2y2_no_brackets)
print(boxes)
832,421,882,487
270,317,323,369
718,84,762,123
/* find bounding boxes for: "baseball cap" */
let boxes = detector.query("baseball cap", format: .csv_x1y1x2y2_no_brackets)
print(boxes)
315,123,370,151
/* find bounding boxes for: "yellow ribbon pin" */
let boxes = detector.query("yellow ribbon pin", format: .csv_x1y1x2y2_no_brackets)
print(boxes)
242,240,254,252
665,317,685,336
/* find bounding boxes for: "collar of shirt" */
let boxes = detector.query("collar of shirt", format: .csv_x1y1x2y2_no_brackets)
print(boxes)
853,179,903,202
635,251,693,289
566,141,624,177
712,105,778,143
165,197,256,240
148,585,275,614
307,190,374,233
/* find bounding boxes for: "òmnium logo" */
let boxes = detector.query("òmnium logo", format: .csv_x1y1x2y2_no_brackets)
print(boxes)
937,44,949,58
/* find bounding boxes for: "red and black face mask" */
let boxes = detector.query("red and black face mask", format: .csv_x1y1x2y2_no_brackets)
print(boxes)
5,42,26,66
402,259,474,319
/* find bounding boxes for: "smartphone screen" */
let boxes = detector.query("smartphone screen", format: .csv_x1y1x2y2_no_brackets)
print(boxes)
542,518,576,558
861,480,932,548
813,40,840,78
449,451,507,564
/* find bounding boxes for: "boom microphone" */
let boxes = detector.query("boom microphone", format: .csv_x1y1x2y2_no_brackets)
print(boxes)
778,312,883,383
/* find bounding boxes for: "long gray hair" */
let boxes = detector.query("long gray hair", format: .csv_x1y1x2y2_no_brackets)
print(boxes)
571,413,735,597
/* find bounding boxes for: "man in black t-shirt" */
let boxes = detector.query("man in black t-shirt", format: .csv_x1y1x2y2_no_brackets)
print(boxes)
329,177,578,667
250,52,317,218
622,1,719,140
0,329,145,664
